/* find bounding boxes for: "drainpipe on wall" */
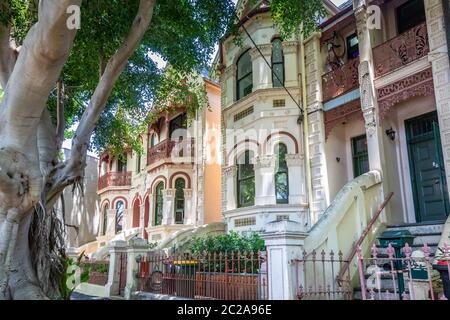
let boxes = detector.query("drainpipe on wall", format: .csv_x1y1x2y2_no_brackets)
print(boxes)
299,26,313,225
443,0,450,63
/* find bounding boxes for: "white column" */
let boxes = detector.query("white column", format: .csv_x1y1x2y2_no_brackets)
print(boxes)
224,165,237,210
262,220,308,300
282,41,299,88
124,238,151,299
250,44,273,90
184,188,194,225
425,0,450,200
107,209,116,235
286,154,306,205
255,155,276,206
223,65,237,106
104,240,127,297
162,189,175,225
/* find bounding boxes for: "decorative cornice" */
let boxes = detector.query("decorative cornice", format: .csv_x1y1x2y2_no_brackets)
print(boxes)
324,99,363,139
377,68,434,120
249,44,272,60
224,165,237,178
285,154,304,167
254,155,274,169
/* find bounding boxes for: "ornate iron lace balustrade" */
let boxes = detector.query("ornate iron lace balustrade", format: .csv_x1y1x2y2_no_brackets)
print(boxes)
322,57,360,102
98,172,132,190
373,22,429,78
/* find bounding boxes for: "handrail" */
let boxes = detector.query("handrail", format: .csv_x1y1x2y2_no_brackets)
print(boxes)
336,191,394,286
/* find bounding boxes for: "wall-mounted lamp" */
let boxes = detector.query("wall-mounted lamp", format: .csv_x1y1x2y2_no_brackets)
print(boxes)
386,128,396,141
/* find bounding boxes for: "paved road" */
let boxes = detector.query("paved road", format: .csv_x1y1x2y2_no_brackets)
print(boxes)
71,292,110,300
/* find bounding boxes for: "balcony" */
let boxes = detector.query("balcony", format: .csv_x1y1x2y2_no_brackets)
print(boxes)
147,138,195,166
322,57,360,102
373,22,429,78
98,172,132,190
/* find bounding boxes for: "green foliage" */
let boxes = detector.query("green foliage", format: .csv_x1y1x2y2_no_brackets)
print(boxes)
270,0,327,39
59,252,90,300
189,231,265,254
1,0,325,156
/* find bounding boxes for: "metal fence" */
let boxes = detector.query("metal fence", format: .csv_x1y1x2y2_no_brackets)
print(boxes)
292,244,450,301
292,250,353,300
137,251,268,300
356,244,450,300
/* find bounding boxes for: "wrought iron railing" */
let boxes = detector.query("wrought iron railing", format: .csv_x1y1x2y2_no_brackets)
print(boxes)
136,251,268,300
147,138,195,166
373,22,429,78
97,172,132,190
322,57,360,102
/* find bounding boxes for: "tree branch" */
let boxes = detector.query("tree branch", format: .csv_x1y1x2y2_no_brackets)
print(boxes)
55,80,65,151
0,0,81,156
37,108,58,175
65,0,157,173
0,23,17,89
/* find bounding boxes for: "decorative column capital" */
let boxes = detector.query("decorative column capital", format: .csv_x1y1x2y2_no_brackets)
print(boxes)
224,165,237,178
254,155,275,169
285,154,304,167
183,188,193,198
249,44,272,60
224,65,237,78
163,189,175,197
282,41,299,54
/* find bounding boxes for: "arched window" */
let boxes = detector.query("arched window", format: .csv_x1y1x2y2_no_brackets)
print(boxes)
236,50,253,100
237,150,255,208
115,200,125,234
154,182,164,226
102,204,108,236
100,160,108,176
275,143,289,204
272,38,284,87
174,178,186,224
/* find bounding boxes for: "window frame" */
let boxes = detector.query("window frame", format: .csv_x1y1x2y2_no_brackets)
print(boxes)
346,32,359,60
272,38,285,88
236,49,253,101
154,182,164,226
275,143,289,204
352,134,369,178
237,150,255,208
174,178,186,224
395,0,426,35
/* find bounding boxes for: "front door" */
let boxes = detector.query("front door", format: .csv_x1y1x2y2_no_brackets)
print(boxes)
406,112,450,222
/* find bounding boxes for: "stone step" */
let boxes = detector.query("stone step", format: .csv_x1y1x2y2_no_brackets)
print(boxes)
386,223,444,235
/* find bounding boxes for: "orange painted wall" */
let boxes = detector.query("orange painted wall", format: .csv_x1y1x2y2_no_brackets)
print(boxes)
203,79,222,224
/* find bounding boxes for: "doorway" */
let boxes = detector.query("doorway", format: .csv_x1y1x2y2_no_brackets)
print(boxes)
406,111,450,222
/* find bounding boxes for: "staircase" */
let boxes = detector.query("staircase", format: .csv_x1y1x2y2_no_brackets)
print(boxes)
353,222,444,300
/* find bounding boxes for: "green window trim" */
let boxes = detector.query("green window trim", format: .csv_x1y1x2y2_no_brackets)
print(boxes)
237,150,255,208
236,49,253,101
352,135,369,178
275,143,289,204
174,178,186,224
154,182,164,226
272,38,285,88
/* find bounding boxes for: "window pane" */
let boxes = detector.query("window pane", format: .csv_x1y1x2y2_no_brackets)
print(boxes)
239,177,255,207
396,0,425,34
238,74,253,99
273,63,284,88
276,172,289,203
237,51,252,79
272,39,283,63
